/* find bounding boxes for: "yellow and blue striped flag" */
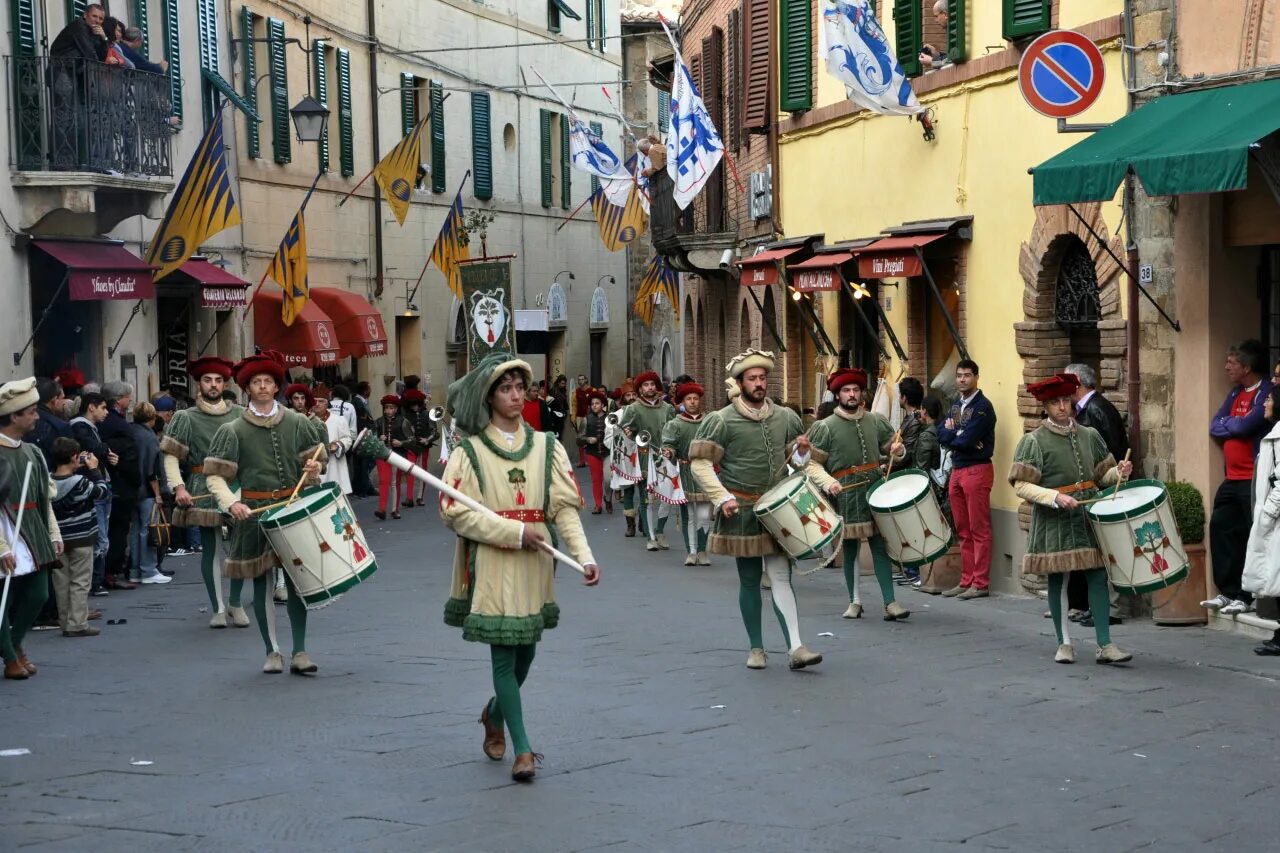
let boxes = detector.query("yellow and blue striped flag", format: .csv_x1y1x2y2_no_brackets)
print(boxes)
145,113,240,280
633,255,679,327
374,118,427,226
429,190,469,298
591,183,647,253
268,208,309,327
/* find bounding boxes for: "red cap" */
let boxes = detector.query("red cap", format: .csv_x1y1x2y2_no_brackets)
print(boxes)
1028,373,1081,403
233,351,286,387
380,394,401,406
674,382,704,402
827,368,868,393
186,356,235,381
587,389,608,404
55,365,86,390
634,370,661,389
284,383,314,409
619,382,636,396
310,383,332,402
402,389,427,405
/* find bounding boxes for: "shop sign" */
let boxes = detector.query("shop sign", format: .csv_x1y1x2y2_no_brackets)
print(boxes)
857,252,922,280
201,286,248,309
281,349,338,367
794,268,840,292
741,261,780,287
70,271,155,300
365,340,388,356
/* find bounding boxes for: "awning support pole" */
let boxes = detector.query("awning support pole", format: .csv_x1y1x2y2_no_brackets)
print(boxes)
197,309,233,356
147,292,197,366
915,247,969,361
744,284,787,352
838,269,905,363
108,300,144,359
797,291,838,356
1067,203,1180,333
13,271,69,367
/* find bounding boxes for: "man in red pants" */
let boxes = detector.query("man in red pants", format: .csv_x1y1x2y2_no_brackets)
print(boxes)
373,395,407,520
937,359,997,599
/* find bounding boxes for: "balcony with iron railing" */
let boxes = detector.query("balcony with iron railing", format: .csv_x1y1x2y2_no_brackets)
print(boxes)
6,55,176,232
648,168,738,275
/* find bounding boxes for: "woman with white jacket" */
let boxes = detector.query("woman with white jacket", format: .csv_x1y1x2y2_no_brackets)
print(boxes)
1242,385,1280,655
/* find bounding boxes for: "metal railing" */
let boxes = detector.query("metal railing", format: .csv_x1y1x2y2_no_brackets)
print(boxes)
7,55,173,176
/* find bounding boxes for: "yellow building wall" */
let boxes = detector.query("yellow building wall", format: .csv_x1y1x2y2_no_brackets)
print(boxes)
781,8,1127,522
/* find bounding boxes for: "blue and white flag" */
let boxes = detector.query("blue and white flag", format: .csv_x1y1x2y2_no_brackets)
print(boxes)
530,66,629,181
601,153,650,212
659,15,724,210
822,0,923,116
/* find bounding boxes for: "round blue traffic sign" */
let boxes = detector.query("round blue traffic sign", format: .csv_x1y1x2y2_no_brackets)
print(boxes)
1018,30,1106,119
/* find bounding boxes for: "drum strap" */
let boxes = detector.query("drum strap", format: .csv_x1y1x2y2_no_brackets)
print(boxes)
1055,481,1096,495
831,462,880,479
242,488,293,500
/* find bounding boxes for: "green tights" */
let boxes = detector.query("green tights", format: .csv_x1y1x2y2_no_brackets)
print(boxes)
1048,569,1111,646
252,572,308,655
735,557,794,650
1,573,49,664
843,536,895,606
488,644,537,756
199,527,243,611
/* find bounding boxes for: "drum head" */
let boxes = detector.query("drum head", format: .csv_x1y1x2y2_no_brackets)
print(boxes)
1087,479,1165,521
756,473,806,514
868,470,929,511
260,483,339,527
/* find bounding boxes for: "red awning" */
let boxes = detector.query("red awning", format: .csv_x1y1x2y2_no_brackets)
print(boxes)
253,290,340,368
308,288,389,358
855,233,946,279
161,259,250,308
788,252,854,292
31,239,155,301
735,246,803,287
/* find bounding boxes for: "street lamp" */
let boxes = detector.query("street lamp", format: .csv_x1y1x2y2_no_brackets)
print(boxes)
290,95,330,143
598,275,616,287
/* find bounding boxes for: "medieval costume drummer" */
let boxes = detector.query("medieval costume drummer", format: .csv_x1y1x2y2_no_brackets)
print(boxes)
661,381,712,566
618,370,674,549
203,352,328,675
440,352,601,782
161,356,248,629
689,350,823,671
803,368,909,621
1011,373,1133,665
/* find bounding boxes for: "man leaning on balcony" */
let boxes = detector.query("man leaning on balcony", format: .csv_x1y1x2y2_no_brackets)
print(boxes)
50,3,110,63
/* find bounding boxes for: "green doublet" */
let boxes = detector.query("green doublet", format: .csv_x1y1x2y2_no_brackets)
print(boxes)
0,442,59,569
160,400,243,528
808,409,895,540
619,398,674,468
661,414,708,501
203,407,328,578
690,400,803,557
1010,423,1115,576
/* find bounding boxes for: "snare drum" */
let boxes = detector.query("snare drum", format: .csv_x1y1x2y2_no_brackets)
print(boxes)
867,469,953,565
754,473,843,560
1086,479,1189,595
259,483,379,609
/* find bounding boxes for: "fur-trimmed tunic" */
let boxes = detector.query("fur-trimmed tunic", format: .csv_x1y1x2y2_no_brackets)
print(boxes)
618,397,674,486
804,408,898,540
0,440,61,573
440,423,594,645
159,397,243,528
202,405,328,578
1009,421,1119,576
688,398,803,557
661,413,709,502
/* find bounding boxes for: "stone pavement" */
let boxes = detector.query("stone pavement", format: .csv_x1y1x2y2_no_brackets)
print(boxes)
3,476,1279,852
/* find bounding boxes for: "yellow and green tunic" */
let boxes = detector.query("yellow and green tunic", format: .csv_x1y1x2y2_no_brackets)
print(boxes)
441,422,594,646
804,408,898,540
661,413,709,501
159,397,243,528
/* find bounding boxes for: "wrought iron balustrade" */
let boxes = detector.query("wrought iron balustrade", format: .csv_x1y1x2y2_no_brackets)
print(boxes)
8,55,173,177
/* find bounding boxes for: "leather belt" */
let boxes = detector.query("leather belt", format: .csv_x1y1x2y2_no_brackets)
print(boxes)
1056,481,1097,495
9,502,35,511
242,488,293,501
727,488,762,502
831,462,880,479
496,509,546,522
191,465,204,474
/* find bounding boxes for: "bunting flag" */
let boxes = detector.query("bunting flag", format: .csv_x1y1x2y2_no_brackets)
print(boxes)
821,0,923,116
591,184,647,252
429,189,470,298
529,66,630,182
373,117,428,226
658,14,725,210
268,207,309,327
633,255,680,327
145,112,240,280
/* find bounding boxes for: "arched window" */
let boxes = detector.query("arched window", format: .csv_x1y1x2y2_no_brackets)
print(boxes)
1055,237,1102,329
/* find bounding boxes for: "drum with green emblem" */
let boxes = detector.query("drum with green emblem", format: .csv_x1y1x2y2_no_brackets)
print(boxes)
259,483,378,608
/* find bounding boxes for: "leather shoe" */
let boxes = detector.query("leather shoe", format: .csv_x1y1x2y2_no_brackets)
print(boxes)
789,646,823,670
1254,640,1280,656
16,649,35,676
511,751,542,782
290,651,318,675
4,660,28,680
941,585,968,597
884,601,910,621
479,702,506,761
1079,615,1123,628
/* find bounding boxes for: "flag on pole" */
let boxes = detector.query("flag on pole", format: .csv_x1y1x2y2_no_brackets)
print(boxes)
374,117,428,226
268,208,310,327
657,15,724,210
600,153,649,211
429,189,470,298
529,67,629,182
145,113,240,280
821,0,923,116
591,185,647,252
633,255,680,327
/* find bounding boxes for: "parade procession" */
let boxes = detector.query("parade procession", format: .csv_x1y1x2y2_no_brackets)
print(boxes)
5,0,1280,850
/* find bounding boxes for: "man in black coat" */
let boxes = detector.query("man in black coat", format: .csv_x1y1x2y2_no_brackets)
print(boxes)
29,377,72,465
49,3,109,62
99,381,141,590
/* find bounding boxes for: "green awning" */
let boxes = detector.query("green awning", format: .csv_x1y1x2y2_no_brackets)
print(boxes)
201,68,261,123
1032,77,1280,206
550,0,582,21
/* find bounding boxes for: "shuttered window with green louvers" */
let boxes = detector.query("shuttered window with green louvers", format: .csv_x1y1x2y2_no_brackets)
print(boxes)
162,0,181,120
586,0,595,50
401,73,417,135
893,0,922,78
589,121,603,193
1003,0,1051,40
658,91,670,134
12,0,40,168
560,113,571,209
267,18,290,164
314,41,330,172
240,8,259,157
196,0,219,126
430,80,446,192
948,0,967,62
131,0,149,51
337,48,355,177
65,1,87,22
540,109,553,208
472,92,493,200
596,0,606,52
778,0,812,112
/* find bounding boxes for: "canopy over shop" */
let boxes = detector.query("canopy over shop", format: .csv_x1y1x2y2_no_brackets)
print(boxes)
253,287,387,372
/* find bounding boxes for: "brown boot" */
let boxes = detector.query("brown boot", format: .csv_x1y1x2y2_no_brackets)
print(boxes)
479,702,505,761
511,751,541,782
4,660,28,680
16,648,35,676
625,516,636,537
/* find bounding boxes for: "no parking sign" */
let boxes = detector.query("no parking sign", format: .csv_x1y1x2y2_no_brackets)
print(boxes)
1018,30,1106,119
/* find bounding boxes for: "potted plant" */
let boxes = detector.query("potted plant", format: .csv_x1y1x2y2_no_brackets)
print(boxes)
459,209,496,258
1153,479,1208,625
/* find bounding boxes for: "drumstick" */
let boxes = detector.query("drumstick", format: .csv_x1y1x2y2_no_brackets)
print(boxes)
884,430,904,478
287,443,326,506
1076,451,1135,506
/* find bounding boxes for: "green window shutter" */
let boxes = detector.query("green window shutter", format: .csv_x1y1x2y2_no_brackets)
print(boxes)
596,0,606,52
430,80,446,193
65,1,87,22
337,48,355,177
240,8,259,158
560,113,571,209
162,0,182,121
471,92,493,200
540,109,553,208
314,41,330,172
589,120,603,193
778,0,812,112
12,0,40,168
893,0,922,78
658,90,670,134
947,0,967,61
12,0,36,56
1003,0,1051,40
267,18,290,164
196,0,218,73
585,0,595,50
131,0,149,52
400,73,416,136
547,0,561,34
